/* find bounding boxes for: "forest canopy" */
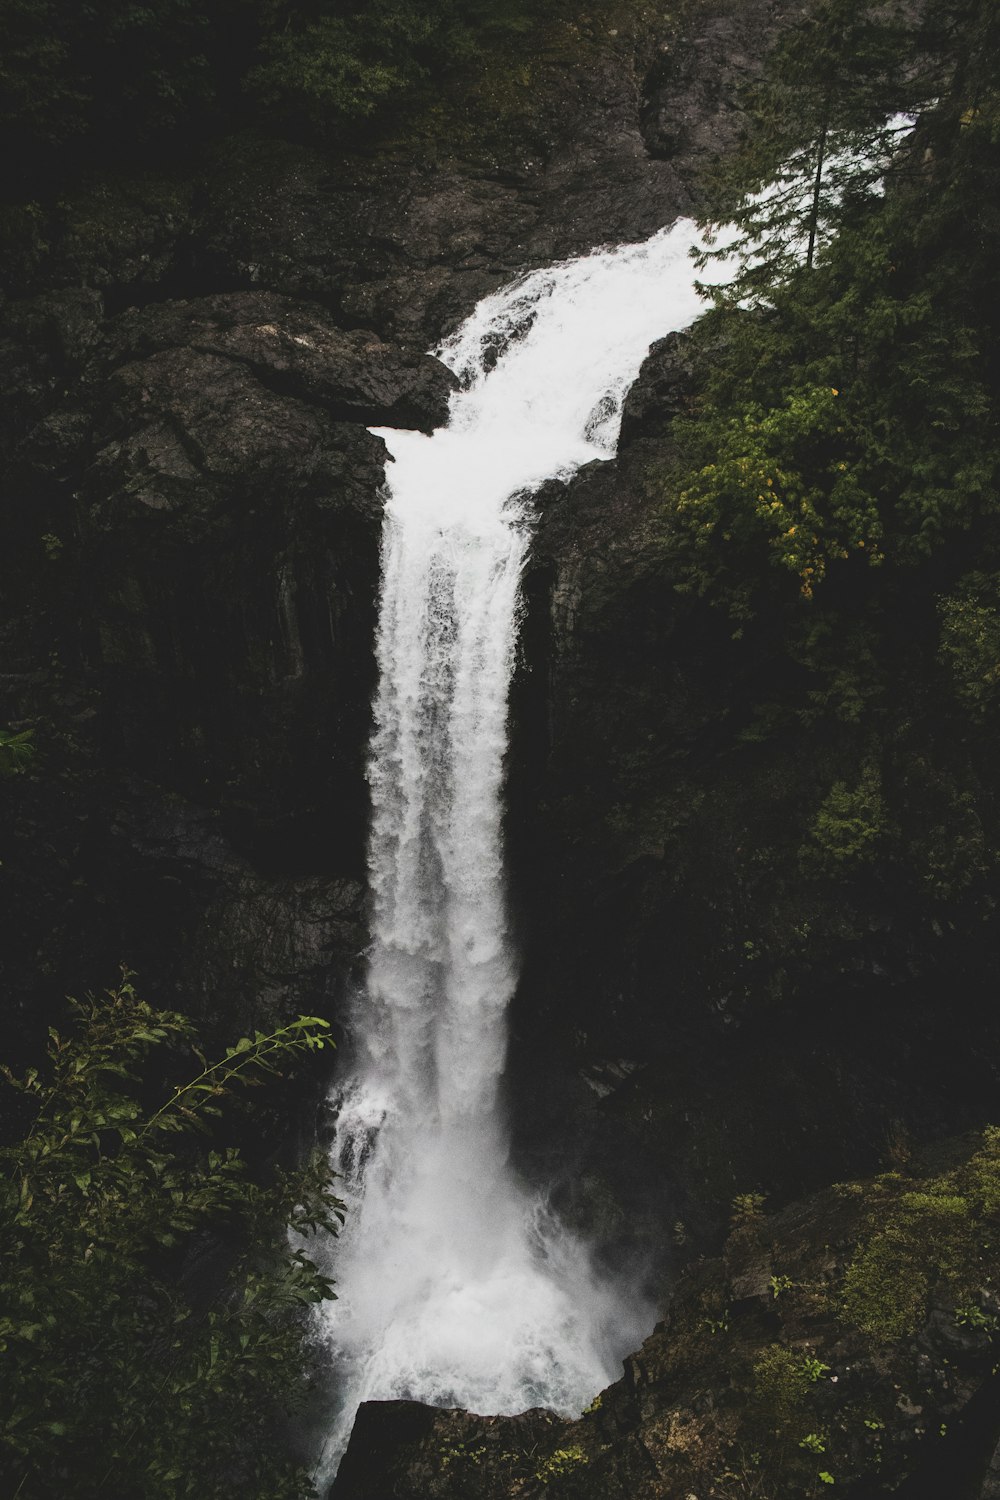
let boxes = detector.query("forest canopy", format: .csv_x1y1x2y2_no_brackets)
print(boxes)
0,0,566,184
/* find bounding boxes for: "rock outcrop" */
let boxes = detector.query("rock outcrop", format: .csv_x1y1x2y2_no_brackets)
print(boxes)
0,291,440,1036
331,1135,1000,1499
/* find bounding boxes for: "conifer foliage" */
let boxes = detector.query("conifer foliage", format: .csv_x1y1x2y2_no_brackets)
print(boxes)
670,0,1000,611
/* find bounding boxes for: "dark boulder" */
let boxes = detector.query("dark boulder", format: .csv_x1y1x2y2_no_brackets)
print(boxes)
617,330,698,447
332,1402,562,1500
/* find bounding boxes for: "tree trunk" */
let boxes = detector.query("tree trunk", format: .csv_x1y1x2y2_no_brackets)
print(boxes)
806,110,829,270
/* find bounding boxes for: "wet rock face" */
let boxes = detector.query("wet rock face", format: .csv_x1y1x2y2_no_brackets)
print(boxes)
332,1403,563,1500
191,19,700,349
616,330,699,447
25,293,409,869
104,789,368,1032
92,292,456,431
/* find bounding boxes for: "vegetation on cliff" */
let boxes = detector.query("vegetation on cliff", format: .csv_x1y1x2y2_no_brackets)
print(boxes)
630,6,1000,1480
620,2,995,997
0,975,342,1498
673,0,998,602
515,21,1000,1482
657,0,1000,1002
522,0,1000,1223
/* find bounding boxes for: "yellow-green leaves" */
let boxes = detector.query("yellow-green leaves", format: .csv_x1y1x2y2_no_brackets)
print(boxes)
672,384,882,610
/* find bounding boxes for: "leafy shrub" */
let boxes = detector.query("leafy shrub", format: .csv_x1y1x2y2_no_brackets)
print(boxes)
939,574,1000,719
671,383,883,612
0,974,343,1499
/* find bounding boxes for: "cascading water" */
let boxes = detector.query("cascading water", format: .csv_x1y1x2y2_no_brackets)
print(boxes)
311,117,916,1480
314,219,720,1475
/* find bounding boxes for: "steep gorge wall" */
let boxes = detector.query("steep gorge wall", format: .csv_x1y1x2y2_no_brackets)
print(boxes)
4,0,990,1290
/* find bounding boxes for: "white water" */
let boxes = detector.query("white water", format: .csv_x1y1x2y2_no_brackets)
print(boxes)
302,112,923,1485
314,220,720,1476
315,114,919,1475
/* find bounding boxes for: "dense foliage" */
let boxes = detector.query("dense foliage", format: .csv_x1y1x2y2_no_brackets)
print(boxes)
631,0,1000,1023
0,727,33,777
0,0,563,188
0,976,343,1499
674,0,999,606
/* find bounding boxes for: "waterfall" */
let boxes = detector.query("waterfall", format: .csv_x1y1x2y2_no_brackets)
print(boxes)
308,118,919,1478
316,219,723,1473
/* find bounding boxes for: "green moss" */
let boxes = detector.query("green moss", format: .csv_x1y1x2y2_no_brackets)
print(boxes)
752,1344,817,1420
841,1137,1000,1342
536,1444,588,1483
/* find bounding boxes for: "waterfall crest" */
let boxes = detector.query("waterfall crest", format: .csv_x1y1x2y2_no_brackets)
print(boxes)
318,220,718,1470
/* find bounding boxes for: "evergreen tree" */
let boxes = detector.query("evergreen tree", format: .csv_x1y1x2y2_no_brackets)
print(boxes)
671,0,1000,607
